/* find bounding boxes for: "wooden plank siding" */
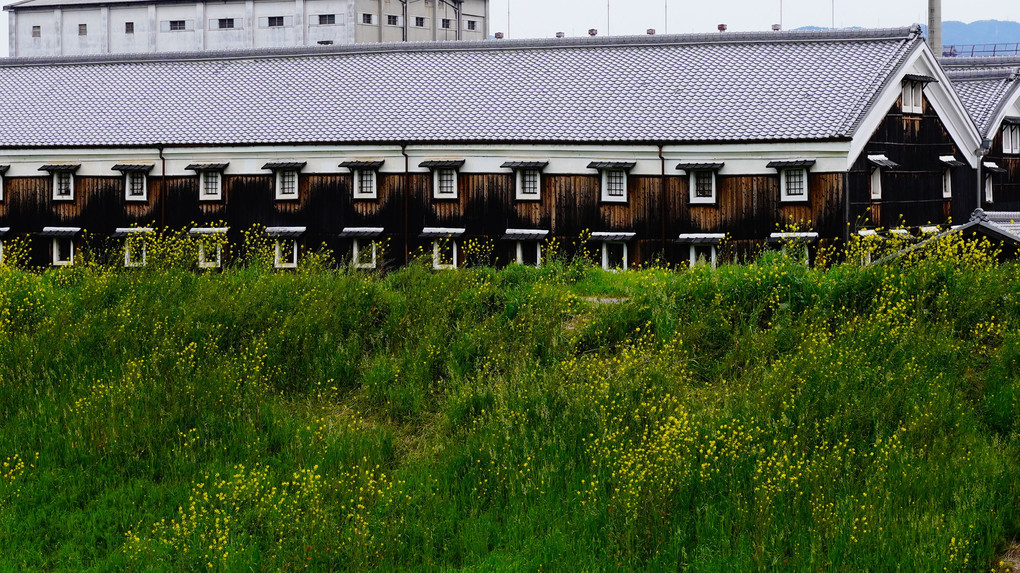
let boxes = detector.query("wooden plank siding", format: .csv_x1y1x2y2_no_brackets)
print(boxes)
983,128,1020,212
849,93,973,229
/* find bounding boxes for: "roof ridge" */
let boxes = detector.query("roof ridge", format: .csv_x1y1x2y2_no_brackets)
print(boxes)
945,68,1020,82
0,25,921,68
838,30,922,136
940,55,1020,68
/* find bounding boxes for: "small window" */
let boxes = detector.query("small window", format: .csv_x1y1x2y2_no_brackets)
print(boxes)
217,18,235,29
318,14,335,25
125,172,147,201
52,237,73,266
467,20,477,31
169,20,186,31
274,238,297,269
435,168,458,199
901,81,923,114
200,171,222,201
780,168,808,201
267,16,284,27
942,169,952,199
870,168,882,200
985,175,994,204
353,238,378,269
433,239,458,269
276,170,298,199
78,24,87,36
601,242,627,271
515,240,541,267
689,244,717,268
354,169,377,199
516,169,541,200
198,242,222,269
32,26,41,38
414,17,426,27
125,22,134,34
361,13,375,25
441,19,452,29
690,171,715,204
123,234,147,268
387,14,399,26
1003,124,1020,155
601,169,627,202
53,172,74,200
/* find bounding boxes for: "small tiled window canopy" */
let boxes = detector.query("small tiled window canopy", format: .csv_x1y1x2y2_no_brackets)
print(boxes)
113,164,154,201
111,227,155,238
676,233,726,245
767,231,820,245
265,226,306,238
767,159,815,202
587,231,636,242
39,164,80,173
39,226,82,238
186,163,230,172
501,229,549,241
266,226,305,269
867,155,900,169
901,74,935,115
112,164,154,173
40,163,80,200
420,227,466,239
939,155,966,168
340,160,385,200
339,227,385,238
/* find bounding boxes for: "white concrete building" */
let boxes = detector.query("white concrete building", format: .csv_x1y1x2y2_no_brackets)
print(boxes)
4,0,490,57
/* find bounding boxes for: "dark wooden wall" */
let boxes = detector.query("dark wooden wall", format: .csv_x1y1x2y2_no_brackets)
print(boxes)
983,128,1020,212
849,92,975,229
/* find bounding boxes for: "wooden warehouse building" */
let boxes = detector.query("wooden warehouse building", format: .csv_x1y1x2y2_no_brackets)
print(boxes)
0,25,998,269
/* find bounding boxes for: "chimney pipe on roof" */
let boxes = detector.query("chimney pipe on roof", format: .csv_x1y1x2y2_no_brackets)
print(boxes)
717,24,727,32
928,0,942,57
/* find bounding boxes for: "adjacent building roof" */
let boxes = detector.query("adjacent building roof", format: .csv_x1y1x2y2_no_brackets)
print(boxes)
943,66,1020,137
0,27,925,148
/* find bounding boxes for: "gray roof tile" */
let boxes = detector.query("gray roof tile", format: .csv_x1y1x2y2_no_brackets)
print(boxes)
945,67,1020,136
0,28,922,147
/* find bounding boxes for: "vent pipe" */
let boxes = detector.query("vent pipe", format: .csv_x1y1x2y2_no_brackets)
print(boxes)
928,0,942,57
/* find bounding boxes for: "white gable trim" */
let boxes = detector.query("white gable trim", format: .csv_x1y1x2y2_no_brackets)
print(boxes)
981,85,1020,141
848,42,982,169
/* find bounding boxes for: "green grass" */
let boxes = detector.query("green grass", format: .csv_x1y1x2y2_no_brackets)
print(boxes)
1,235,1019,571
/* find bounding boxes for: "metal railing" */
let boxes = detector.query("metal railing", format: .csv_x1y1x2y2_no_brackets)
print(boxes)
942,44,1020,58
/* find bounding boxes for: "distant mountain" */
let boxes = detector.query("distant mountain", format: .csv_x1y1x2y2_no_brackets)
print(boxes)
797,20,1020,48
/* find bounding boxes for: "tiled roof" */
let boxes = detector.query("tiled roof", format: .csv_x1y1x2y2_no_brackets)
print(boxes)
944,67,1020,136
0,27,923,148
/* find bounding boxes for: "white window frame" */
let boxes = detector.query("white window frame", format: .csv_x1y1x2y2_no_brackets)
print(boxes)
0,174,4,202
53,171,74,201
465,19,478,31
688,170,716,204
122,231,149,268
275,170,299,200
942,168,953,199
441,18,452,29
198,242,222,269
515,169,541,201
601,241,628,271
433,168,458,199
432,239,458,270
869,168,882,200
78,23,87,36
315,14,338,25
600,169,628,203
124,172,147,202
901,81,923,114
353,169,378,199
413,16,427,27
211,18,241,30
352,238,378,269
689,244,717,268
274,238,298,269
780,167,809,202
515,240,542,267
52,237,74,266
359,13,376,25
385,14,402,26
1003,124,1020,155
985,174,994,204
125,22,134,34
162,20,193,32
199,171,223,201
32,25,40,38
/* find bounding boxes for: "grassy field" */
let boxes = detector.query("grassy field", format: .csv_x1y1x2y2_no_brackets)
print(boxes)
0,233,1019,571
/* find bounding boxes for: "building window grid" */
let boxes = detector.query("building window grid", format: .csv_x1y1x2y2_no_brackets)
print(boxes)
218,18,235,29
362,13,374,25
782,168,806,199
126,172,146,200
268,16,284,27
415,16,426,27
277,171,298,198
125,22,134,34
201,171,222,200
169,20,186,31
693,171,714,198
437,169,457,197
319,14,336,25
32,26,41,38
387,14,399,26
901,81,923,114
441,19,452,29
78,24,87,36
518,169,540,198
467,20,477,31
356,170,376,198
605,170,626,198
54,172,73,199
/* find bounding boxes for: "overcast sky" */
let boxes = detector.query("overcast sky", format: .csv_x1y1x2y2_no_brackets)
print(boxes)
490,0,1020,38
0,0,1017,56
